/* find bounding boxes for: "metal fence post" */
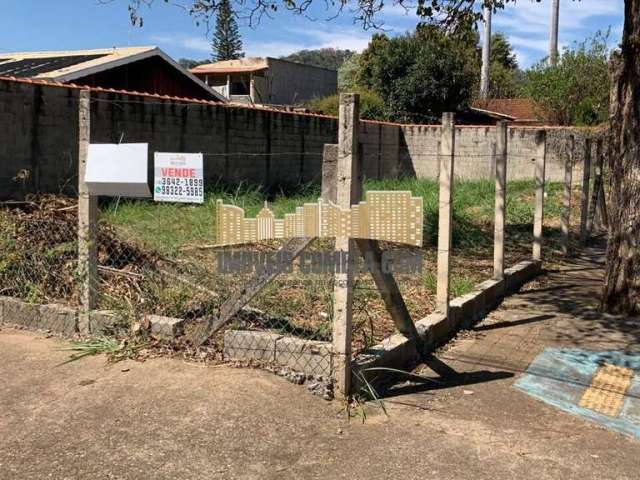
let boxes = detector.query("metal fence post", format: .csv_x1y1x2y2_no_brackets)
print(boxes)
579,138,592,244
532,130,547,261
77,89,97,334
436,113,455,317
560,135,575,256
494,121,508,280
332,93,361,399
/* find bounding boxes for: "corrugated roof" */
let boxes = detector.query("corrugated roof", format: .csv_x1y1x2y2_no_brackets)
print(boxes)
0,47,156,80
0,54,108,78
0,46,226,102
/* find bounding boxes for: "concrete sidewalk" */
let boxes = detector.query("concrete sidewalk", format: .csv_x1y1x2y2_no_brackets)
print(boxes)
1,243,639,480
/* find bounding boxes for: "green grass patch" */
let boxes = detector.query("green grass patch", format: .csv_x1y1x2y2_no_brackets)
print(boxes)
102,178,564,257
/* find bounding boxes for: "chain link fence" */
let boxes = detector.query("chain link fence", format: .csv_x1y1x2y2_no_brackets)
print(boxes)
0,153,596,397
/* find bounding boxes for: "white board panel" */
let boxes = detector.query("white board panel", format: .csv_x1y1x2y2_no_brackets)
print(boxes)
85,143,150,197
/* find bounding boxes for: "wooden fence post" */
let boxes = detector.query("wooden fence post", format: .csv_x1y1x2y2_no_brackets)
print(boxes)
532,130,547,261
436,113,455,317
494,121,508,280
579,138,592,244
77,89,97,334
332,93,361,399
560,135,574,256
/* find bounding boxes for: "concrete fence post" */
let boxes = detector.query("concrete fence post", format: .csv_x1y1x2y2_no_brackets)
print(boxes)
587,138,603,236
579,138,592,245
561,135,575,256
436,113,455,317
595,140,609,231
77,89,98,334
532,130,547,261
332,93,361,399
494,121,508,280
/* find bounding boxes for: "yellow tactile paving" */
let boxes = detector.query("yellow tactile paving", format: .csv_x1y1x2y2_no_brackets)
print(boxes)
578,363,634,417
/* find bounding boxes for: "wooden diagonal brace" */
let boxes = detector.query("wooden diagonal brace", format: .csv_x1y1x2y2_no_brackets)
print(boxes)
190,236,315,346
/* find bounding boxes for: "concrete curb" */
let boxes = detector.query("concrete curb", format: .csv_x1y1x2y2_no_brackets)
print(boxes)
352,260,542,392
0,296,77,336
223,330,332,378
0,296,184,340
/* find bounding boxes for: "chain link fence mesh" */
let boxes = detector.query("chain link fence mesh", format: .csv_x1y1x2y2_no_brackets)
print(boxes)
1,159,586,388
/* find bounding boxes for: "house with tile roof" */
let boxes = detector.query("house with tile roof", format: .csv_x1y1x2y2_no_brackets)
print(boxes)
0,46,225,101
471,98,551,126
190,57,337,106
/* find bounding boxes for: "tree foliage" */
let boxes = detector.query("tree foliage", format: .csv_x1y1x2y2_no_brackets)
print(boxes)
281,48,354,70
520,32,611,126
355,25,479,123
337,53,360,90
211,0,244,61
307,87,385,119
490,32,518,70
485,32,521,99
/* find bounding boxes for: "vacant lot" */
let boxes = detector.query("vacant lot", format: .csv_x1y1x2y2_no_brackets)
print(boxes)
1,179,576,354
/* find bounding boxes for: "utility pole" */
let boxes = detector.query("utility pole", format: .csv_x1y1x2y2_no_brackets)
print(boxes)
480,4,492,99
550,0,560,66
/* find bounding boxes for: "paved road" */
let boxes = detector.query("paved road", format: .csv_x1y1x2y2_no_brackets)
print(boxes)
1,244,639,479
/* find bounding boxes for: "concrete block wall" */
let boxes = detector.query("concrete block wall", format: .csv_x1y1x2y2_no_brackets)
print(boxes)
88,91,338,190
396,124,588,184
0,80,79,199
0,78,596,200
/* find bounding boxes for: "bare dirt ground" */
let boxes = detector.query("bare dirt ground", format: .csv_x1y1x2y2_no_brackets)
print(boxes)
1,241,639,480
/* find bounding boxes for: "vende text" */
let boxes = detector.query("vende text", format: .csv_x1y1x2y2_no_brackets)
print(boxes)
161,168,196,177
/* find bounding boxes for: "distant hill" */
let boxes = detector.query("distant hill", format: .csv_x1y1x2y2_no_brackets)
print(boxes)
280,48,355,71
178,58,210,70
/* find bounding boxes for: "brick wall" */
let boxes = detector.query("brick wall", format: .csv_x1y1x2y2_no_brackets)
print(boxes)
0,78,596,200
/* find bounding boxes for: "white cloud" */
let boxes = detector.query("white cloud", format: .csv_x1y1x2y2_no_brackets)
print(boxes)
287,25,373,51
150,23,374,59
244,40,309,57
150,34,210,53
492,0,623,67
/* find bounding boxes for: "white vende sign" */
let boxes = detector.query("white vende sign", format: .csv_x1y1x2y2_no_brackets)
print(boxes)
154,153,204,203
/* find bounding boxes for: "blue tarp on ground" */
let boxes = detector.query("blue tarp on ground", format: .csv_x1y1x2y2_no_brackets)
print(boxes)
514,348,640,439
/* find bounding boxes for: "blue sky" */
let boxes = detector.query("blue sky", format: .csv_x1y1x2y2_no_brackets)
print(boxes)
0,1,624,69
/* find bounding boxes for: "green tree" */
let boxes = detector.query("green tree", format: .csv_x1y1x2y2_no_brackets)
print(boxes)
307,87,384,119
485,33,521,98
490,32,518,70
486,63,520,98
211,0,244,61
337,53,360,90
356,26,478,123
520,32,610,126
281,48,354,70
